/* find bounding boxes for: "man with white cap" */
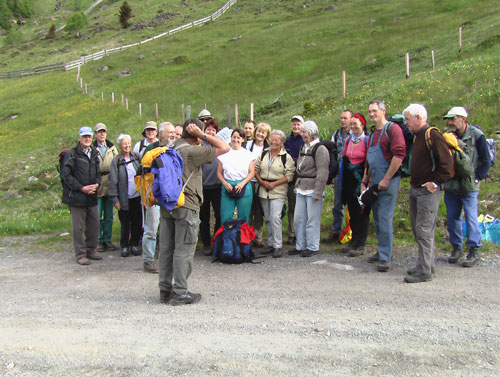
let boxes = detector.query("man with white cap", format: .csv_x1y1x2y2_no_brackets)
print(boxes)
198,109,214,123
61,126,102,265
284,115,304,245
133,121,158,157
93,123,119,251
323,109,353,244
442,106,491,267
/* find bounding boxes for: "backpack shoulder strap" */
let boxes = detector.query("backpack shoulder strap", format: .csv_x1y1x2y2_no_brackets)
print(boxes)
424,127,440,151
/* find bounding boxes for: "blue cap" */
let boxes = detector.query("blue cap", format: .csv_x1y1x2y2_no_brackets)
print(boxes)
79,126,93,137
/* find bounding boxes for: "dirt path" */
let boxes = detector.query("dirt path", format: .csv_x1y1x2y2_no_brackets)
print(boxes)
1,236,499,376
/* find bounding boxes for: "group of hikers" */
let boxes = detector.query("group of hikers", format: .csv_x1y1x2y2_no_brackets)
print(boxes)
60,99,492,305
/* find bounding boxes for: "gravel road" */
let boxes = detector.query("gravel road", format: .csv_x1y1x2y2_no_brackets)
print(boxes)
1,235,499,376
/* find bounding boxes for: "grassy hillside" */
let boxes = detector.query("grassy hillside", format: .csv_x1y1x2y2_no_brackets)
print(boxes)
0,0,499,250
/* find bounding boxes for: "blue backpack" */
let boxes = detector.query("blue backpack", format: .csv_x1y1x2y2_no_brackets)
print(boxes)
213,219,255,264
150,148,185,210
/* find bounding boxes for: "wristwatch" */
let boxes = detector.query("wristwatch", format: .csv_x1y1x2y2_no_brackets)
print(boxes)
431,182,438,189
202,134,208,141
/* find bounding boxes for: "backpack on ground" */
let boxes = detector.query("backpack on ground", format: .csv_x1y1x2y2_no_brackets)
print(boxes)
212,219,256,264
306,141,339,185
134,146,168,208
424,127,474,179
384,114,414,177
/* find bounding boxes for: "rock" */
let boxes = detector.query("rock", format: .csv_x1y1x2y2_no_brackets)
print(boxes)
230,34,242,42
325,5,338,11
60,232,70,237
28,176,39,183
370,18,376,24
98,65,108,72
306,42,316,48
1,113,19,122
138,55,145,60
118,69,133,78
2,190,19,200
393,16,400,21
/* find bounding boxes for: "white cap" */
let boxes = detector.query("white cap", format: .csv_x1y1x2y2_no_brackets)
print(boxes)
443,106,468,119
198,109,213,120
291,115,304,123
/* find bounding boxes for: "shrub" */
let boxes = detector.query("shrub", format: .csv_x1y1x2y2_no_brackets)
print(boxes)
65,11,88,37
4,27,24,45
47,24,56,39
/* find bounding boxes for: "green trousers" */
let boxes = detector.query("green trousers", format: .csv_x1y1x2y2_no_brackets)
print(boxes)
97,196,114,243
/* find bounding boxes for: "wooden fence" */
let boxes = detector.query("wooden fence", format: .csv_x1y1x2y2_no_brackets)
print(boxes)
0,0,237,78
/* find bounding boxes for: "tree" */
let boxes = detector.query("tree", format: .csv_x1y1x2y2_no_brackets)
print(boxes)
47,23,56,39
119,1,132,29
65,11,87,37
0,0,13,30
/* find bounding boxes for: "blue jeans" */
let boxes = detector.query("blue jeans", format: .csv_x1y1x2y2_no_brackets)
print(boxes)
444,191,482,249
332,174,344,234
142,205,160,263
294,193,323,252
371,176,400,262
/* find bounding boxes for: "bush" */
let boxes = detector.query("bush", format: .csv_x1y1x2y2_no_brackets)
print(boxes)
4,27,24,45
0,0,13,30
65,11,88,37
47,24,56,39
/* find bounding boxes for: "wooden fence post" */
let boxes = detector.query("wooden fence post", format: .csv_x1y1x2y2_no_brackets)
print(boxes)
250,103,254,121
112,92,114,103
182,104,185,123
101,91,104,101
155,103,159,120
431,50,435,70
187,105,191,119
139,103,142,118
84,84,88,94
91,89,94,99
80,78,83,88
227,105,232,128
125,98,128,111
342,71,346,99
76,64,80,83
459,26,462,52
234,104,239,128
121,94,124,106
405,52,410,79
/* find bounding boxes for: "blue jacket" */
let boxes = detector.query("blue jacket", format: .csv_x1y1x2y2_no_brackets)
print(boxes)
284,132,304,162
151,149,184,210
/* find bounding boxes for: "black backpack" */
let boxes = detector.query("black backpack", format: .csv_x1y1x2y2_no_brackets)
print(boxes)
213,219,255,264
300,141,339,184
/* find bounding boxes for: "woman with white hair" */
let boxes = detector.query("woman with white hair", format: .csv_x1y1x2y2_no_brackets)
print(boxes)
254,129,295,258
288,121,330,257
109,134,143,258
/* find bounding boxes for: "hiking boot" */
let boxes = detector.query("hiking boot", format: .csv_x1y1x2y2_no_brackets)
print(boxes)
121,247,130,257
462,247,480,267
159,290,172,304
300,249,318,257
286,237,296,245
322,232,340,244
367,252,379,263
407,266,435,276
170,292,202,306
448,247,464,264
203,245,212,256
261,247,274,255
102,241,117,251
341,243,356,254
252,239,264,248
130,246,142,256
272,248,283,258
98,242,107,252
287,248,304,256
404,273,432,283
87,250,102,260
77,257,90,265
143,261,159,274
347,246,365,258
377,260,391,272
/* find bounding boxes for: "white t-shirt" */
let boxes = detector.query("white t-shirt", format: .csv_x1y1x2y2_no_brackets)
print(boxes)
133,138,157,157
217,148,254,181
246,141,264,182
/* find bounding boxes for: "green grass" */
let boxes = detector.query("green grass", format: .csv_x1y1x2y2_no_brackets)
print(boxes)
0,0,499,252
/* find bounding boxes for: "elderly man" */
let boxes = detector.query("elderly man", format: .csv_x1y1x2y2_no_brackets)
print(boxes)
158,119,229,306
443,106,491,267
62,126,102,265
133,121,158,156
139,121,176,273
361,100,406,272
323,110,353,244
93,123,119,252
283,115,304,245
174,125,183,139
403,104,453,283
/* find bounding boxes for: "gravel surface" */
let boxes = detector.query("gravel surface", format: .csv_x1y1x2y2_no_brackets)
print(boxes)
1,235,499,376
